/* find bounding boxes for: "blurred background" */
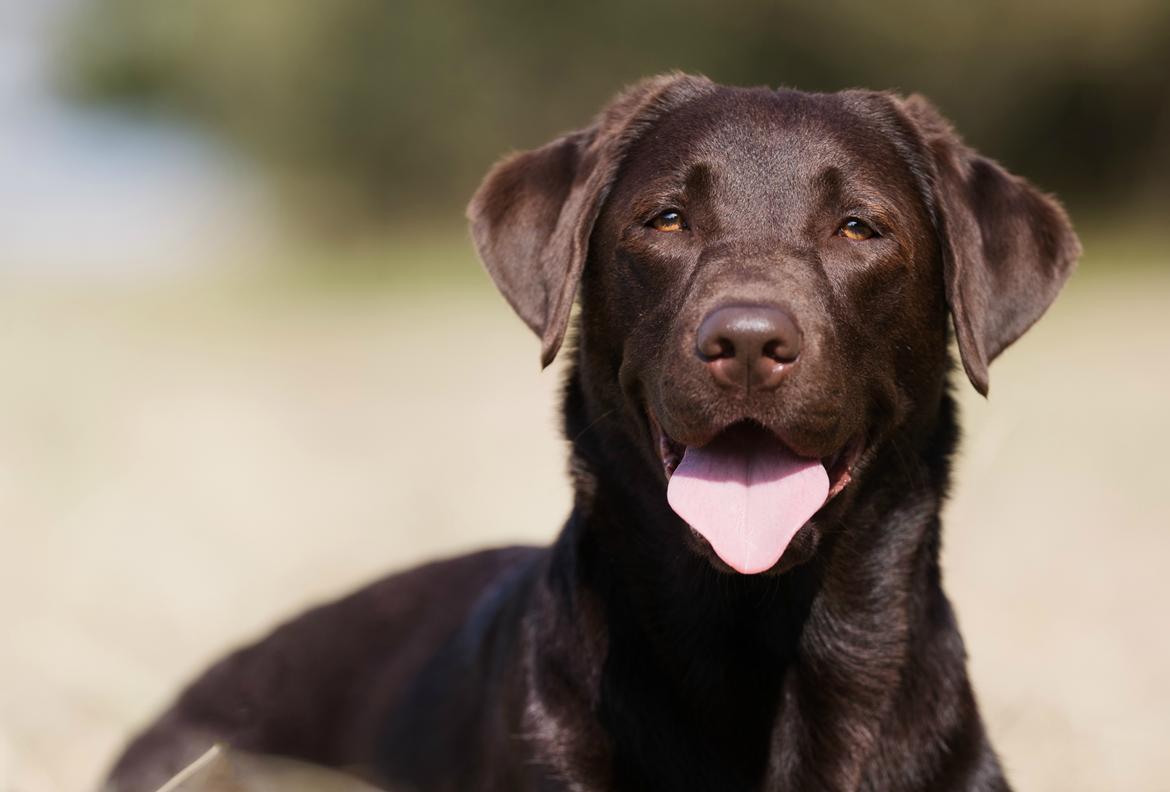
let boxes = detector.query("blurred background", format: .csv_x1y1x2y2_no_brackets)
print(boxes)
1,1,1168,789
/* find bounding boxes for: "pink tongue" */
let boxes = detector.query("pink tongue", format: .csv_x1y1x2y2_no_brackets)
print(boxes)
666,429,829,575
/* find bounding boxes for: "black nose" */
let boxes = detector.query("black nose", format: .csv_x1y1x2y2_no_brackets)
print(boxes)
696,304,801,391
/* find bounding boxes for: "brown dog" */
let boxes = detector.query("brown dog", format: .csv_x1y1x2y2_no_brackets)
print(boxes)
107,73,1079,792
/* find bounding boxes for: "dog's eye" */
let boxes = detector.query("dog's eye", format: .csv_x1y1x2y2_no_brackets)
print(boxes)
648,210,687,233
838,218,878,241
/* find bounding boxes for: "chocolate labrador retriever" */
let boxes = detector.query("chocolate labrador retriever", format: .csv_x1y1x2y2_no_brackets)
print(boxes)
107,73,1079,792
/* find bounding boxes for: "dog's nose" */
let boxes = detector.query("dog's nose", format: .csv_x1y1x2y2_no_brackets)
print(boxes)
696,304,801,391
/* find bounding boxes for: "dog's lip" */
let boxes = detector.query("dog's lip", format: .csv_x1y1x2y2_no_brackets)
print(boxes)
646,409,862,501
646,410,687,478
824,434,863,500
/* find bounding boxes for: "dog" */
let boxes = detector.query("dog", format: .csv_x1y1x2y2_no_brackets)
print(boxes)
106,73,1079,792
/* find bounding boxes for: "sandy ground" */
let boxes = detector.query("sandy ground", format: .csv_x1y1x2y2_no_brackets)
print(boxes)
0,263,1168,791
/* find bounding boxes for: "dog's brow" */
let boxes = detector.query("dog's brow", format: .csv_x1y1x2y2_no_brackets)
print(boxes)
684,162,715,204
627,162,715,217
811,170,899,226
630,189,686,219
844,193,899,226
813,166,844,210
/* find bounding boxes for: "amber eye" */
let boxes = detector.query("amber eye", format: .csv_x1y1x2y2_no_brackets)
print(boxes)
838,218,878,241
648,210,686,232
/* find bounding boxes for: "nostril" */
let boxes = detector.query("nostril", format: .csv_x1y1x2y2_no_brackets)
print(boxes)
699,336,736,361
762,336,799,363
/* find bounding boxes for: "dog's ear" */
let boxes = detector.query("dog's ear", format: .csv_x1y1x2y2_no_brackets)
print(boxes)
893,95,1081,395
468,73,714,367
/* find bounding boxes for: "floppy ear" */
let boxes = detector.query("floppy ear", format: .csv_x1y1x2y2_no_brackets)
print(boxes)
467,73,715,367
894,95,1081,395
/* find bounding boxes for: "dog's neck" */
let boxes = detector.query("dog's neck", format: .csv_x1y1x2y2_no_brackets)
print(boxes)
537,362,963,789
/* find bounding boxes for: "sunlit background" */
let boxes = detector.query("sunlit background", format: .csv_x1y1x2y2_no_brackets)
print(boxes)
1,2,1168,790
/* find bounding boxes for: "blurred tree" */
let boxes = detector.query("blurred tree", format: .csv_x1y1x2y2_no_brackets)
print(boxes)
58,0,1170,231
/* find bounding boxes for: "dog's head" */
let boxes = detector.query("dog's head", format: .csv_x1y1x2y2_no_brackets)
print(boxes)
469,74,1078,575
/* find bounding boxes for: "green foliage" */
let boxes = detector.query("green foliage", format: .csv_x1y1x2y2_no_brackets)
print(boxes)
59,0,1170,228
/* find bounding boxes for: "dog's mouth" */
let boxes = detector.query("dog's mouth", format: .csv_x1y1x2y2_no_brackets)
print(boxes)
648,414,862,575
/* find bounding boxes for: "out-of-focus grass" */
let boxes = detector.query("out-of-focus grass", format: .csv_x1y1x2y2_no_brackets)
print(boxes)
1072,222,1168,275
275,222,488,294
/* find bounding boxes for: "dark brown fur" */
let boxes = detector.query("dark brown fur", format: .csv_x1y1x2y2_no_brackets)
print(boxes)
106,74,1079,792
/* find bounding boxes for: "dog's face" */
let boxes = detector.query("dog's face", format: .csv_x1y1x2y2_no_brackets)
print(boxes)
470,75,1078,575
